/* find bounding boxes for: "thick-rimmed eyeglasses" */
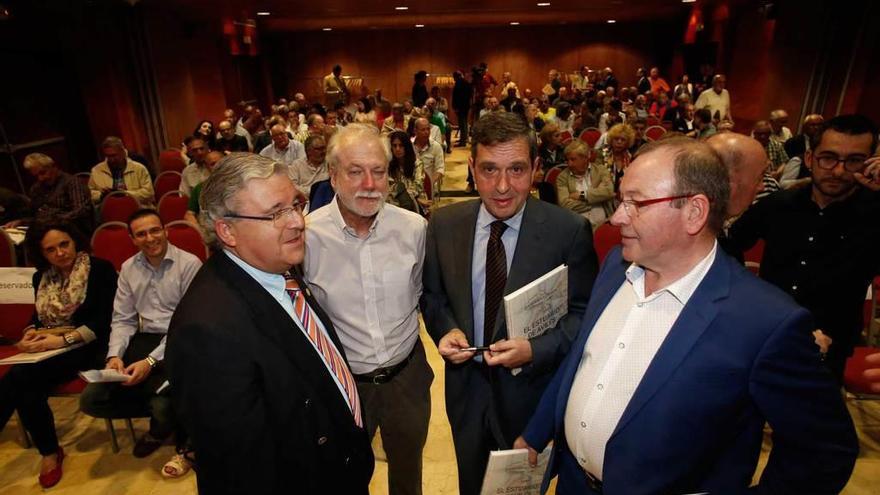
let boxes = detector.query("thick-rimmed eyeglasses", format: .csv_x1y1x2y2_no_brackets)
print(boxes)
618,194,693,217
813,154,867,173
224,200,308,227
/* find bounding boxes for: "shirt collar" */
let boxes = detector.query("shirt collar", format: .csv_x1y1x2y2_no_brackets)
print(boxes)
625,241,718,304
328,195,384,238
135,243,177,271
476,199,526,233
223,249,287,294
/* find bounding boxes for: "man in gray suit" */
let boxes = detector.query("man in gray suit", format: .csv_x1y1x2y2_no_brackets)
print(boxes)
421,111,598,495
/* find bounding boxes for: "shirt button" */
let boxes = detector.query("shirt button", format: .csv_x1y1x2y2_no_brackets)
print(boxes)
597,384,604,391
618,342,625,349
580,421,587,428
636,303,644,308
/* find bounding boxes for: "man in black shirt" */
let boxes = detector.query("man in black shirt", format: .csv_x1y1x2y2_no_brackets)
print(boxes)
216,119,249,153
729,114,880,379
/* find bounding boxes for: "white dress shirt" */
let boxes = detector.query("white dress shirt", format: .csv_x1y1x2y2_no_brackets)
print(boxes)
223,249,352,408
303,198,427,375
259,141,306,167
107,244,202,362
288,158,329,197
564,242,717,480
413,137,446,179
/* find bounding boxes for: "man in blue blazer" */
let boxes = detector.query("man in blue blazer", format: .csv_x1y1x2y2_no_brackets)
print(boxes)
516,137,858,494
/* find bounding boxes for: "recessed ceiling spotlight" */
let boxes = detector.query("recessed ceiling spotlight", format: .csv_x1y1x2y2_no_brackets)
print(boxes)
322,27,332,31
256,11,271,16
682,0,697,3
537,2,551,6
607,19,617,23
510,21,520,25
395,6,409,10
415,24,425,27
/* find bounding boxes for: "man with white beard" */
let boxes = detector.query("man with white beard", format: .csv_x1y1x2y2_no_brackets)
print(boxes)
303,124,432,495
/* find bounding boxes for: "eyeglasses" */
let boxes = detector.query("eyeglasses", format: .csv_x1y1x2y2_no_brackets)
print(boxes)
132,226,164,240
224,200,308,227
618,194,693,218
813,154,866,172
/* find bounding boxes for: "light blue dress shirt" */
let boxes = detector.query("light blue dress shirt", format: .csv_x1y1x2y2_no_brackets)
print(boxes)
471,202,525,349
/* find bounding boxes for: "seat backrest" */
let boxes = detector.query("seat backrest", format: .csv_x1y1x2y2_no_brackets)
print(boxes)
743,239,764,265
159,149,186,173
75,172,92,187
158,191,189,224
593,221,622,264
0,229,15,267
154,171,183,200
579,128,601,148
545,165,565,188
165,220,208,261
423,174,433,201
844,346,880,396
645,125,667,141
91,222,137,271
559,130,573,145
100,192,140,223
308,180,335,214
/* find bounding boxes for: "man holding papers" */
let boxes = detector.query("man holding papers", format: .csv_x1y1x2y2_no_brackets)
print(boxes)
516,138,857,494
80,209,201,474
421,111,598,495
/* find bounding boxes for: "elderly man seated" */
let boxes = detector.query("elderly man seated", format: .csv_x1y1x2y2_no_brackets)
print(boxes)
79,209,202,476
3,152,94,234
289,135,330,198
88,136,155,207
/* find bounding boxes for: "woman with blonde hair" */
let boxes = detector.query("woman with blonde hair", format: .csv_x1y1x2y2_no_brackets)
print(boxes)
598,123,635,192
556,139,614,229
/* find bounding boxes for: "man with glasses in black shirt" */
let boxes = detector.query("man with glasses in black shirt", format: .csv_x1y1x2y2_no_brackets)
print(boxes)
730,114,880,380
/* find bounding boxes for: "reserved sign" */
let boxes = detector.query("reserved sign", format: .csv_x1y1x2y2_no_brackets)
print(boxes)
0,267,37,304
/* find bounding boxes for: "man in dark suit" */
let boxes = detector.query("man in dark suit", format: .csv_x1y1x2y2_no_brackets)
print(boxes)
516,137,857,494
421,111,598,495
166,152,373,494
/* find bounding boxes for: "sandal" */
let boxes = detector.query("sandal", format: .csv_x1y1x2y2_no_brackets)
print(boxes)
162,452,194,478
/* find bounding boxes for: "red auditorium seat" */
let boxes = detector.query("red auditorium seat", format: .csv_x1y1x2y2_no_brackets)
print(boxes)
743,239,764,275
166,220,208,261
100,191,139,224
0,229,16,267
646,115,661,127
844,347,880,397
154,170,183,200
158,191,189,224
91,222,138,271
645,125,667,141
545,165,565,189
159,149,186,173
579,128,601,148
593,221,622,264
559,130,573,145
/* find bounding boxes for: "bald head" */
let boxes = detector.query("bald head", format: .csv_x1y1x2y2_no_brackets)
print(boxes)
707,133,768,217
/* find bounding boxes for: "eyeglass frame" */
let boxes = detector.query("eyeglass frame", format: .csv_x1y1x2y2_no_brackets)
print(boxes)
617,194,694,217
224,199,309,227
811,153,867,173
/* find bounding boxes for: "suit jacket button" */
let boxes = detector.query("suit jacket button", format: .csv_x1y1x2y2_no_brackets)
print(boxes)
317,436,328,445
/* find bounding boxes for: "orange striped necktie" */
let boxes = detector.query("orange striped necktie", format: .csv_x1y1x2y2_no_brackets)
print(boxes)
284,274,363,427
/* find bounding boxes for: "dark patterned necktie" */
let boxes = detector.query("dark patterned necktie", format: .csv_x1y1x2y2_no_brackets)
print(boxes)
483,220,509,345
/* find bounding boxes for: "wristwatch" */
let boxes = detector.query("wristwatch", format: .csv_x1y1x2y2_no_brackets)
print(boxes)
579,191,586,201
145,356,158,368
63,332,77,346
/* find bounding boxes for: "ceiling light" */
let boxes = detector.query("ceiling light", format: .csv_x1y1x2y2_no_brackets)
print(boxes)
395,6,409,10
682,0,697,2
607,19,616,23
415,24,425,28
322,27,332,31
537,2,551,6
510,21,520,25
256,11,271,16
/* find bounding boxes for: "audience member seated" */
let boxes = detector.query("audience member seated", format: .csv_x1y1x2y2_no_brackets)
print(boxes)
673,74,693,101
598,99,626,133
387,131,428,215
650,91,677,121
648,67,671,96
215,119,249,153
538,123,566,171
632,94,649,120
354,98,378,127
695,74,732,123
629,118,649,154
183,151,223,226
769,109,793,143
525,103,545,134
259,123,305,168
89,136,155,207
412,117,445,187
381,102,411,136
597,123,635,192
785,113,824,160
3,153,94,234
179,136,212,197
0,222,116,488
479,96,501,119
691,108,717,140
555,139,614,229
251,115,283,153
289,135,330,198
192,120,217,151
672,102,696,134
80,209,201,477
752,120,790,171
295,114,325,143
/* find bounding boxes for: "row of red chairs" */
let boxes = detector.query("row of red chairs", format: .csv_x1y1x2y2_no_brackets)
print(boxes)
98,190,188,224
75,169,183,208
92,220,208,271
565,125,669,149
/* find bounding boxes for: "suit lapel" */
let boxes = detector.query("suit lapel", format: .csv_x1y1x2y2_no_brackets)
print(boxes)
609,252,731,439
454,201,480,340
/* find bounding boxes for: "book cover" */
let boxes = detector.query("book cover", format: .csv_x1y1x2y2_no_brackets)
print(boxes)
504,264,568,340
0,342,85,365
480,447,552,495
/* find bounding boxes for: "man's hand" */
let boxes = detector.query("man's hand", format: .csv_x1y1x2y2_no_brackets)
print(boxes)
123,359,153,386
854,156,880,191
569,192,582,201
484,338,533,368
813,329,832,355
105,357,126,373
864,352,880,393
513,436,539,467
437,329,475,364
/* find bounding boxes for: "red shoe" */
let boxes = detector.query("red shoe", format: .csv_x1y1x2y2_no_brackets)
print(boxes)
38,447,65,488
